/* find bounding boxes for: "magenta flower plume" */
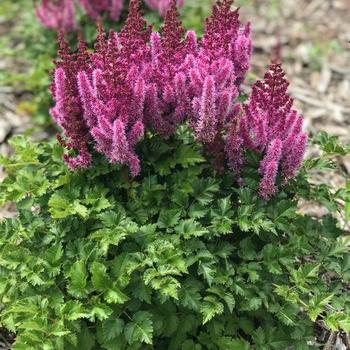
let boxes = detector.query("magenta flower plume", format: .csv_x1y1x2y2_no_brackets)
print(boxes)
50,4,150,176
142,0,193,136
35,0,76,32
186,0,250,169
195,76,217,143
201,0,252,82
78,0,124,21
144,0,184,17
259,139,282,198
119,0,152,61
282,132,308,181
50,35,91,168
226,63,307,197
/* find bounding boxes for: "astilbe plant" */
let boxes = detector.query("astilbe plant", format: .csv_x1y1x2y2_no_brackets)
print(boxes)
51,0,256,178
49,0,307,197
2,1,350,350
35,0,76,32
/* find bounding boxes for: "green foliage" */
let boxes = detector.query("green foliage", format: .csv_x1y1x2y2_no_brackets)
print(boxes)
0,131,349,349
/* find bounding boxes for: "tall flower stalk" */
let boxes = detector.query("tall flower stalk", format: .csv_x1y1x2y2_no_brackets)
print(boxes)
35,0,76,32
226,63,308,197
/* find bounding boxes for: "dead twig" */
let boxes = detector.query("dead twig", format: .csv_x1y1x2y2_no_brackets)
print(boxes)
323,331,337,350
344,333,350,349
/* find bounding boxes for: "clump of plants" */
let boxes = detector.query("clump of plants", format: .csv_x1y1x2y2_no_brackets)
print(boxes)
0,0,349,349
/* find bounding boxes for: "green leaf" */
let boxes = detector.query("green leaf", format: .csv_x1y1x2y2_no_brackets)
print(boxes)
149,276,181,299
200,296,224,324
90,262,109,290
88,302,113,321
105,287,130,304
102,319,125,341
68,260,87,297
308,294,334,321
175,145,205,168
61,301,88,321
313,131,350,155
217,337,252,350
191,178,219,206
158,209,182,229
124,311,153,345
248,297,262,311
49,191,88,219
175,219,208,239
77,325,95,350
198,262,215,286
179,279,202,311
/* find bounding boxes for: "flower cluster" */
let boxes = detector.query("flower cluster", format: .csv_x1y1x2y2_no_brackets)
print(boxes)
35,0,123,31
51,0,306,198
225,63,308,197
185,0,251,170
35,0,76,32
144,0,184,17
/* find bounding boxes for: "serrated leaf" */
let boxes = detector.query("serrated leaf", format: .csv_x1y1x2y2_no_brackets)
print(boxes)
191,178,219,206
68,260,87,297
179,279,202,311
150,276,180,299
248,297,262,311
102,319,125,341
176,145,205,168
49,192,88,219
90,262,109,290
105,287,129,304
175,219,208,239
200,296,224,324
198,263,215,286
88,303,113,321
124,311,153,345
158,209,182,229
216,337,252,350
77,325,95,350
62,301,88,321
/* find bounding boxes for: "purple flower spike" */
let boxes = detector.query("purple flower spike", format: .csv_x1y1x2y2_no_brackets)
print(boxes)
259,138,283,176
282,132,308,181
258,138,282,198
186,0,251,169
196,76,217,144
35,0,76,32
259,161,279,199
226,63,307,197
